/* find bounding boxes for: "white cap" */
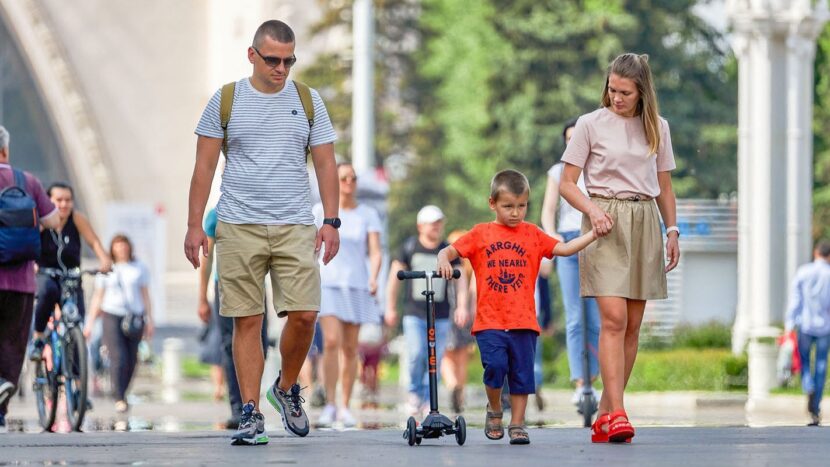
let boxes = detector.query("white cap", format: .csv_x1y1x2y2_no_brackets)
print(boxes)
416,205,444,224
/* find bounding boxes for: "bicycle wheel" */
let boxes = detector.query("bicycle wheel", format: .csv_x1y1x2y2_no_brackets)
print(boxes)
32,341,58,431
63,326,89,431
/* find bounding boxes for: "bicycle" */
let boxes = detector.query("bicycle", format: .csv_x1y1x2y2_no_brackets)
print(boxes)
32,267,97,432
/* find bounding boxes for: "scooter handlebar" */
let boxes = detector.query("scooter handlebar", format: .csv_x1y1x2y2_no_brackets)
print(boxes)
397,269,461,280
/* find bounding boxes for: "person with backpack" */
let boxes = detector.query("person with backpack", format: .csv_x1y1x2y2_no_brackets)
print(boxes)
384,205,468,418
184,20,340,446
0,125,60,432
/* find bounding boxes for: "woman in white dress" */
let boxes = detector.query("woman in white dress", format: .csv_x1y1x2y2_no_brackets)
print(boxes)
313,162,383,427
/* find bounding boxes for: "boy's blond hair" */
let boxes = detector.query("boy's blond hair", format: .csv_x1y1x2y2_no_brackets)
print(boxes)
490,169,530,201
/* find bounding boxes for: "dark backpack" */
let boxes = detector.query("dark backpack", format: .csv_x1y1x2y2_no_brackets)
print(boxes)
0,169,41,264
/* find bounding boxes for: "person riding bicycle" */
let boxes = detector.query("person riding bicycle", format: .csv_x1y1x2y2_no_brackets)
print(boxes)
29,182,111,361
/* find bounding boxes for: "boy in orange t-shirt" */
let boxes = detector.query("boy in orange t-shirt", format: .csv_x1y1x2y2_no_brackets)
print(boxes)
437,169,598,445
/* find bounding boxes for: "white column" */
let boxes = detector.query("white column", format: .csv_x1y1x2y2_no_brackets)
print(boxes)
731,33,752,355
351,0,375,174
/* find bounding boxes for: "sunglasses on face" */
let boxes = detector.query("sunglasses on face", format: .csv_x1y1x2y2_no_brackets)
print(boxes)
252,47,297,68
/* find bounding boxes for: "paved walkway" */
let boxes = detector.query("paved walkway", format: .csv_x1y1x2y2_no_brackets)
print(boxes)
1,426,827,466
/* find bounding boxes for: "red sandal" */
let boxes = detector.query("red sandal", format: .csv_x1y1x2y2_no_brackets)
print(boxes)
607,409,635,443
591,413,611,443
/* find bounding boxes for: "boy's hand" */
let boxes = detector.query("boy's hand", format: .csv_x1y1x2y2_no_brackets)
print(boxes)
437,259,454,280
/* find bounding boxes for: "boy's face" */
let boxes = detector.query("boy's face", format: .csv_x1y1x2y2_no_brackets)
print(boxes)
489,191,528,228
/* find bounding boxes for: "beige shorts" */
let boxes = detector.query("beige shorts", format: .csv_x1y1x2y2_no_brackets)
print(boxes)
579,197,668,300
215,221,320,318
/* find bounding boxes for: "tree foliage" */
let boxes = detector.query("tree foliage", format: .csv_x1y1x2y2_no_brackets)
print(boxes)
304,0,738,250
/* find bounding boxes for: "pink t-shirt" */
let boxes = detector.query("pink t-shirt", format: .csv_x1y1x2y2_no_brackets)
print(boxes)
561,107,676,198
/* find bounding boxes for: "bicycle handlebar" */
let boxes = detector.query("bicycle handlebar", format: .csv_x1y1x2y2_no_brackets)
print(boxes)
397,269,461,280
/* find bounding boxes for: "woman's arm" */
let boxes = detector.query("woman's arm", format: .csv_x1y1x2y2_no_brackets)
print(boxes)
560,163,613,237
540,173,563,241
141,286,154,339
367,231,382,296
83,286,105,338
74,211,112,272
655,171,680,273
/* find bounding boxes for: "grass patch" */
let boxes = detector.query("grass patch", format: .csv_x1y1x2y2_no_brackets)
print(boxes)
182,356,212,379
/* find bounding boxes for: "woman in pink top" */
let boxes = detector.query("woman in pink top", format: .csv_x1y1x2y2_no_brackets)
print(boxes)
559,53,680,443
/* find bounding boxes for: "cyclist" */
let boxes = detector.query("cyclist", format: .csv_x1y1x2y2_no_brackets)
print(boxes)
29,182,111,361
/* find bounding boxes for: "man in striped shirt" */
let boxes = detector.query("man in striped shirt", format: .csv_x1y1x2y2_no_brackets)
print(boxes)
185,20,340,445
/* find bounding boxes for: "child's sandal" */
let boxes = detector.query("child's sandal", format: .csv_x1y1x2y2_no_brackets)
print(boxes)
508,425,530,445
484,404,504,440
607,409,635,443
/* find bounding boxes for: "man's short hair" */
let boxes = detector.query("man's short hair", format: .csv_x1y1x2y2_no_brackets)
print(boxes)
490,169,530,201
252,20,295,48
0,125,9,150
816,240,830,258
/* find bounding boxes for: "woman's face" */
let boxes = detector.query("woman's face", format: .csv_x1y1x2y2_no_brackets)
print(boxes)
338,165,357,197
50,187,74,220
607,73,640,118
112,240,131,263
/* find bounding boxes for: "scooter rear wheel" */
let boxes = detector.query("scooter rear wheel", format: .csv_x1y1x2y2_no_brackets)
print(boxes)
454,415,466,446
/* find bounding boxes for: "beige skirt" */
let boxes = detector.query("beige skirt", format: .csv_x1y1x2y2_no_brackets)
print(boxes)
579,197,667,300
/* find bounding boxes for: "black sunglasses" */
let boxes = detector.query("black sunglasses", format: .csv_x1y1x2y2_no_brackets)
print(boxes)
253,47,297,68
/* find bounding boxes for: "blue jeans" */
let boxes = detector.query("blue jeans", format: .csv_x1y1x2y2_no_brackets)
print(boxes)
798,331,830,414
557,230,600,382
403,316,449,404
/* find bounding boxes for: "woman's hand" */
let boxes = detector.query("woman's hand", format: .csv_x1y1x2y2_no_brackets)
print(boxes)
588,204,614,237
368,278,378,296
665,233,680,273
144,317,155,340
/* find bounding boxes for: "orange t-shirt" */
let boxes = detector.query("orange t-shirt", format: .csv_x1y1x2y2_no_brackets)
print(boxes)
452,222,559,335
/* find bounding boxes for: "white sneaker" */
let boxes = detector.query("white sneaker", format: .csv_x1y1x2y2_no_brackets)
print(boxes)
338,407,356,428
317,404,337,427
571,386,583,405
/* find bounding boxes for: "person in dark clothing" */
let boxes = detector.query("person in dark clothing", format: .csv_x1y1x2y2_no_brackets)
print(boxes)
29,182,111,361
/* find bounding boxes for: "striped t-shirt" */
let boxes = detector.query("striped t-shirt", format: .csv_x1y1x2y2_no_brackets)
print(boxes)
195,78,337,225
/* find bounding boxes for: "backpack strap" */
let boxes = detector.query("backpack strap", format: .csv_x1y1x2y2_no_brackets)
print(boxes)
293,80,315,156
13,169,28,194
219,81,236,156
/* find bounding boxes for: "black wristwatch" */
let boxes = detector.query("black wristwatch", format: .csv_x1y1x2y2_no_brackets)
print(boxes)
323,217,342,229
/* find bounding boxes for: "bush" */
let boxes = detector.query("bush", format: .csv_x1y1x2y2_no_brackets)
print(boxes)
672,321,732,349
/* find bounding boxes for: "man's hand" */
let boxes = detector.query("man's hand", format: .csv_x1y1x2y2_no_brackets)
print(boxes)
453,306,468,328
184,226,209,269
384,308,398,328
315,225,340,265
197,299,211,324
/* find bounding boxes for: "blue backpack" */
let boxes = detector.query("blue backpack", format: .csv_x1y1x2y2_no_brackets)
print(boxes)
0,169,41,264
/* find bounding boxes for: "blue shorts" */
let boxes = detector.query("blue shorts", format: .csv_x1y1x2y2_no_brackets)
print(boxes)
475,329,537,395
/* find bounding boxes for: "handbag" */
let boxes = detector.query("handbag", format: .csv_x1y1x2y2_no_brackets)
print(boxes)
114,268,145,339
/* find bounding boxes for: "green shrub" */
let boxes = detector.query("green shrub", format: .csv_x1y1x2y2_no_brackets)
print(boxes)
672,321,732,349
723,353,748,390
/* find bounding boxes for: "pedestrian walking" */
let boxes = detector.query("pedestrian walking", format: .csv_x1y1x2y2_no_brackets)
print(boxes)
442,229,476,414
0,125,59,433
559,53,680,443
83,234,154,416
785,240,830,426
541,119,601,406
29,182,112,361
385,205,468,418
184,19,340,445
313,162,382,428
437,169,597,445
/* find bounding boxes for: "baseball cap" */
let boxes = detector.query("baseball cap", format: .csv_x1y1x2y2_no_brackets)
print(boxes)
417,205,444,224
